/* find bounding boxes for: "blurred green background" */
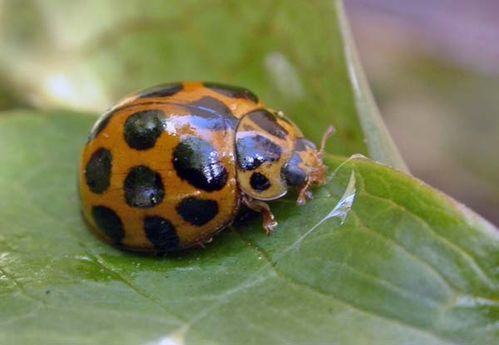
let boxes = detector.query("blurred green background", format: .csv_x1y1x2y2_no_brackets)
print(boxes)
346,0,499,225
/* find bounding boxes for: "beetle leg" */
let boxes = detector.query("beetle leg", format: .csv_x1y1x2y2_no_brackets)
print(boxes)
242,196,278,235
296,179,313,206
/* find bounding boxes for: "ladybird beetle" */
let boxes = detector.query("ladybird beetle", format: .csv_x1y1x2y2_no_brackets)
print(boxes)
79,81,332,253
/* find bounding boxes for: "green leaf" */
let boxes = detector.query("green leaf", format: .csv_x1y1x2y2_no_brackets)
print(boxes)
336,2,408,171
0,112,497,345
0,0,405,166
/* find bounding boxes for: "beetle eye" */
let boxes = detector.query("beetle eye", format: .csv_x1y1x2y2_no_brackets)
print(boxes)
282,153,306,186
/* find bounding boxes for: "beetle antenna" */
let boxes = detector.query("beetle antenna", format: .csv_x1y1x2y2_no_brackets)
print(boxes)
319,125,335,158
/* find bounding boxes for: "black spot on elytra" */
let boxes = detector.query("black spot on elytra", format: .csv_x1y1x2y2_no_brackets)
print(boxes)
124,110,165,150
247,109,288,139
144,216,179,252
295,138,316,152
85,148,112,194
183,96,238,130
282,152,307,186
172,137,228,191
250,172,271,191
88,110,114,142
236,135,282,171
203,82,259,103
124,166,164,208
176,197,219,226
91,206,124,243
138,83,183,98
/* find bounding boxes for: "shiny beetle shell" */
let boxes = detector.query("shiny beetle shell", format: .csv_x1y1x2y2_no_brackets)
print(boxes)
79,81,329,253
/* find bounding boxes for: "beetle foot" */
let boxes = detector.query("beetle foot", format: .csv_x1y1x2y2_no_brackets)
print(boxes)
243,196,278,235
297,180,314,206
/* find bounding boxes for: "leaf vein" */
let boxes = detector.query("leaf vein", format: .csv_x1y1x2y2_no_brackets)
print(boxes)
358,188,495,290
233,230,458,345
